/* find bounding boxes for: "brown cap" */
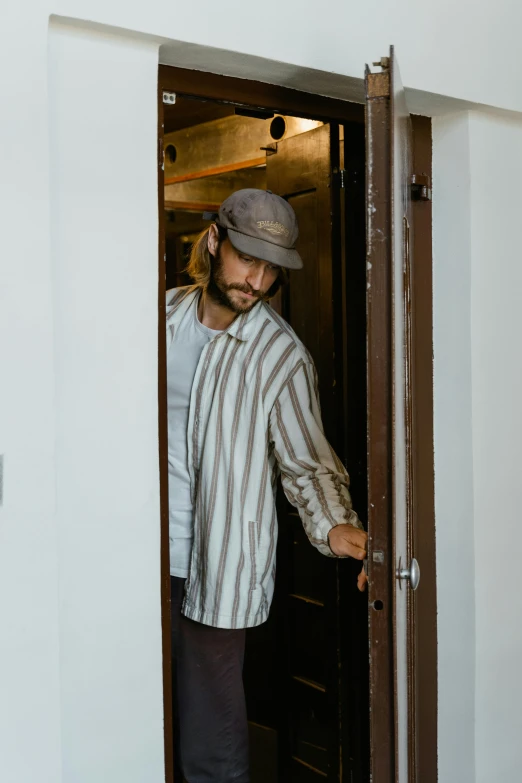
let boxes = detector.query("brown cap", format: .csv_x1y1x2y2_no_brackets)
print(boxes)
213,188,303,270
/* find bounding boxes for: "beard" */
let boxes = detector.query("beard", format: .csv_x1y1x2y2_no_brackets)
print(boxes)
207,248,265,314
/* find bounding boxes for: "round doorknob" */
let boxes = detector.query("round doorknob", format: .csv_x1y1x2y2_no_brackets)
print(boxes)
397,558,420,591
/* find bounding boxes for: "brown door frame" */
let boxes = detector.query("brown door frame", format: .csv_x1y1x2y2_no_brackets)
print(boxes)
157,83,174,783
157,63,436,783
365,55,436,783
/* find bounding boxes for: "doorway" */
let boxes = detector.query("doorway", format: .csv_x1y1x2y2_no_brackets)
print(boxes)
157,64,436,783
161,91,369,782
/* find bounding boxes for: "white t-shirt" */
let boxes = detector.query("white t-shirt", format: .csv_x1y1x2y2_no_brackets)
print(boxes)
167,294,222,578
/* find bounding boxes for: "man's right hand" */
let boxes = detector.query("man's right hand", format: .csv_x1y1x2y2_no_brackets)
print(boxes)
327,524,368,560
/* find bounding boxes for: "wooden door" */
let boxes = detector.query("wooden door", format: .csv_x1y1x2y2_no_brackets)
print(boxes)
265,123,350,782
365,48,419,783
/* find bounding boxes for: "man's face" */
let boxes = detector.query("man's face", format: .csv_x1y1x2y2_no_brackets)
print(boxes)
207,228,280,315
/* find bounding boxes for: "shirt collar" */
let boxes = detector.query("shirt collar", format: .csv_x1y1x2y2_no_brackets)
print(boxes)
166,286,263,343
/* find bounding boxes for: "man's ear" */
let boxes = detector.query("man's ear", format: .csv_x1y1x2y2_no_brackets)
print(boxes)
207,223,219,257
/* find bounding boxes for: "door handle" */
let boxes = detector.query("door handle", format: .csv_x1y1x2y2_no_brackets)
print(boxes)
396,557,420,591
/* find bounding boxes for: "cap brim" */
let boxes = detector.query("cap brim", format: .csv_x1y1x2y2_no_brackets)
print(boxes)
227,228,303,270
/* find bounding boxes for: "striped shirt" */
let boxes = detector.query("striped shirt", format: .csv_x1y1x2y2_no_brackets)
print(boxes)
166,286,362,629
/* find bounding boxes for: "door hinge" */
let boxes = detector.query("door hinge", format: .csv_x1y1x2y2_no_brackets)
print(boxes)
372,57,390,70
411,173,432,201
162,91,176,105
332,167,347,188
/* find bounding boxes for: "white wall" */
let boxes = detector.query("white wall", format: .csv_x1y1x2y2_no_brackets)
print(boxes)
468,112,522,783
433,110,522,782
0,9,62,783
2,1,522,782
52,0,522,116
48,22,165,783
432,113,476,783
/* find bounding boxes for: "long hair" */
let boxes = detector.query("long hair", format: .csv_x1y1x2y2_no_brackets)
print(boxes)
185,224,288,299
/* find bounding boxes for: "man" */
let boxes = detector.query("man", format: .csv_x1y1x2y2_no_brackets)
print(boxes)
166,188,367,783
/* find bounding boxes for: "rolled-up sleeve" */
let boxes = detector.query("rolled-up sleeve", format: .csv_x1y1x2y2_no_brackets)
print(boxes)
269,358,362,557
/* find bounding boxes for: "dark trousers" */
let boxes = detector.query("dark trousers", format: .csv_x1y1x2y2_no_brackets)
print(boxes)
170,577,250,783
